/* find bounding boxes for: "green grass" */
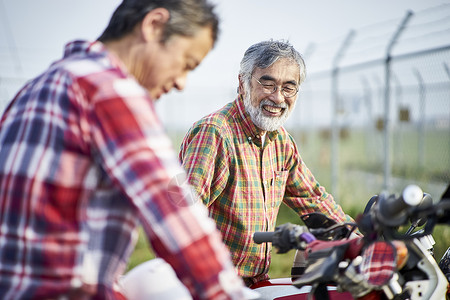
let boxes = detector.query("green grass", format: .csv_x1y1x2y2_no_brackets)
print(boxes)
126,228,154,271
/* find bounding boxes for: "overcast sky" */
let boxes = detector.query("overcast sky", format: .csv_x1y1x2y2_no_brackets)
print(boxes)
1,0,448,75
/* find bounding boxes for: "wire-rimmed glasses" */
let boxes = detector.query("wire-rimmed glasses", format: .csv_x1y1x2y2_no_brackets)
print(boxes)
252,76,299,98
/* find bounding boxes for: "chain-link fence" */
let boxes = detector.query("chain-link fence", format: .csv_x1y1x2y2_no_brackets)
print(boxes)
285,5,450,204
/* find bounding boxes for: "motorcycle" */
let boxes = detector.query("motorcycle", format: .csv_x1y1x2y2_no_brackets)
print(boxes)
251,184,450,299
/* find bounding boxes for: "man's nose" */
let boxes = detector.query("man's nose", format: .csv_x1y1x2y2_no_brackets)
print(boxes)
174,74,187,91
269,87,285,104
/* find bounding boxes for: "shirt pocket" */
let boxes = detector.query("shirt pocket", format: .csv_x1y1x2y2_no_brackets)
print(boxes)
264,170,289,231
268,170,289,208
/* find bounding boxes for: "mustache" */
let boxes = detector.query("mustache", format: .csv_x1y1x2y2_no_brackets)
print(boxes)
259,99,288,109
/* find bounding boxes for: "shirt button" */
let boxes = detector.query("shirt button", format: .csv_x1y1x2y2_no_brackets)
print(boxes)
71,278,83,288
25,228,35,239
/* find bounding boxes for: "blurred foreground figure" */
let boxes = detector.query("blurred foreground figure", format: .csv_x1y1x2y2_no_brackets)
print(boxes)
0,0,244,299
180,39,357,286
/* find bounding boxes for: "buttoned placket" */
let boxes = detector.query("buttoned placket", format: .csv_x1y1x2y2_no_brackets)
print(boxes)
246,133,271,275
260,135,273,275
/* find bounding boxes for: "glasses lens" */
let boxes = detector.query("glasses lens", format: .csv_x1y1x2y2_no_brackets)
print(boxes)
258,82,276,94
282,85,298,97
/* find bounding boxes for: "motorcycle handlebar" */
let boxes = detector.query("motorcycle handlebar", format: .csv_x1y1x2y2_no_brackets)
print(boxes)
376,185,424,227
253,223,310,253
253,232,275,244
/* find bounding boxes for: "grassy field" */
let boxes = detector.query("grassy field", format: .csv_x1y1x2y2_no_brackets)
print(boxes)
127,127,450,279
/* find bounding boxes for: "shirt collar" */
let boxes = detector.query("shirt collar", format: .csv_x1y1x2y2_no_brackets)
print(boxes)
63,40,126,71
235,95,279,145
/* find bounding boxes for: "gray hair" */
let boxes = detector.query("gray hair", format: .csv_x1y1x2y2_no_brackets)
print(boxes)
239,40,306,92
98,0,219,45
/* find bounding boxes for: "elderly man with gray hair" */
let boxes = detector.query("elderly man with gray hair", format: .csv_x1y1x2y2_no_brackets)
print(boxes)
180,39,356,286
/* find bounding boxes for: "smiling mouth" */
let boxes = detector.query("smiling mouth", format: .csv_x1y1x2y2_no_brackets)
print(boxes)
262,105,284,116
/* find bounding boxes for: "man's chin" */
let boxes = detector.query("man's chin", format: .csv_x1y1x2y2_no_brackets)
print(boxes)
254,118,284,132
149,91,162,101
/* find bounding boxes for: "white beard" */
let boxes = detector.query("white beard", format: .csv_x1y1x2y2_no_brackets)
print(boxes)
243,91,294,132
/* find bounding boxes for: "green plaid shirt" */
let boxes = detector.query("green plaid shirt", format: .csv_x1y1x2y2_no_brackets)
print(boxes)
179,96,353,282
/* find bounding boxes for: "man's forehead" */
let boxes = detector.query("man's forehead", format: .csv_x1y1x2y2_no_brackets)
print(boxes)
256,58,298,71
253,61,300,82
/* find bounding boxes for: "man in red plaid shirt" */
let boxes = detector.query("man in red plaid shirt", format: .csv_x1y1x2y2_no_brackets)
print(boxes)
0,1,245,299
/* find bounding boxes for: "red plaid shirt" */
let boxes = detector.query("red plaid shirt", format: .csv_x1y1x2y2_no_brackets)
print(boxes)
0,41,243,299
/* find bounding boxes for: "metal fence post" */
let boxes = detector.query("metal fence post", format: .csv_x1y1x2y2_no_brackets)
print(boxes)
360,76,375,163
383,11,414,193
413,68,426,168
444,63,450,173
331,30,355,201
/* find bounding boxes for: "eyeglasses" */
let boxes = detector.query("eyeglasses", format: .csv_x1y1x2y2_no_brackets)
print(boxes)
252,76,299,98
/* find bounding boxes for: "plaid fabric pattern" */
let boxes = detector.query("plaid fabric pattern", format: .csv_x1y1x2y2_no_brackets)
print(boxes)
0,40,243,299
360,242,397,286
180,96,353,280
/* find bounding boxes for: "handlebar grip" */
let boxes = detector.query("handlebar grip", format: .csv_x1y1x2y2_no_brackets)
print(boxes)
378,185,423,227
253,232,275,244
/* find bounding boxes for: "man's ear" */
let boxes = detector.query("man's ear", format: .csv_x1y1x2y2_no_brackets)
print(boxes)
238,74,245,95
141,8,170,42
